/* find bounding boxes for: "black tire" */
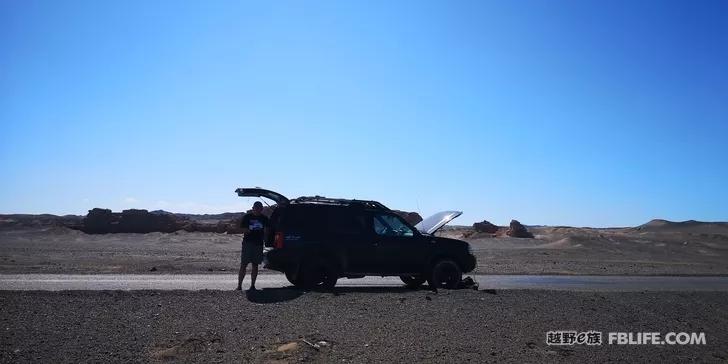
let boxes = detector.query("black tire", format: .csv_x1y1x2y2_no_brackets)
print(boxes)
428,259,462,289
300,262,323,289
400,275,426,288
320,265,338,290
300,260,338,291
285,269,303,287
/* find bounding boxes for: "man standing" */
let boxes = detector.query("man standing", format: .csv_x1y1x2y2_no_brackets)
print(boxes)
236,201,269,291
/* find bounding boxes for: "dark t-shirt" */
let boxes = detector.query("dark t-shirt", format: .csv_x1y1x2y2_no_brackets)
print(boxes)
241,213,269,244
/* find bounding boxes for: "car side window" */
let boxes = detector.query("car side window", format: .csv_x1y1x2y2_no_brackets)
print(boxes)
328,209,365,234
373,214,415,237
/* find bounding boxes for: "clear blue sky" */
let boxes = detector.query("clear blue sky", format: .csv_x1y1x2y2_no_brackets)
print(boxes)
1,0,726,227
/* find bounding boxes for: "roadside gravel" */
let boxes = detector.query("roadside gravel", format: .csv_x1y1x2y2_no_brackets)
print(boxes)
2,289,727,363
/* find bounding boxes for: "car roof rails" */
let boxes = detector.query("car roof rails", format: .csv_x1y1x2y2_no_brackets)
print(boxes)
291,196,390,210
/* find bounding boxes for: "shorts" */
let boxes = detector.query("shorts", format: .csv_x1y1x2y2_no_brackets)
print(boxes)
240,241,264,265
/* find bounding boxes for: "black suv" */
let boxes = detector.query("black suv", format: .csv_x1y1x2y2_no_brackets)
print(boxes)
236,188,476,289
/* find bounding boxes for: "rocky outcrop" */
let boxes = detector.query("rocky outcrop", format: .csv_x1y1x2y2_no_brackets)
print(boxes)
118,209,178,233
473,220,499,234
79,208,250,234
84,208,115,234
506,220,534,238
69,206,424,234
82,209,179,234
394,211,423,226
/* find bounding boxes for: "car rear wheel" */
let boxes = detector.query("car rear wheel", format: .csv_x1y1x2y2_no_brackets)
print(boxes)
428,259,462,289
285,269,303,287
400,275,426,288
300,260,338,291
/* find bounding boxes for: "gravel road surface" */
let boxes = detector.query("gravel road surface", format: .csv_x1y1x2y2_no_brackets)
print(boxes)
2,289,727,363
2,274,728,291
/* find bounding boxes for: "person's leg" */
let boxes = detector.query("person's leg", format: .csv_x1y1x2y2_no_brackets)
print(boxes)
248,245,264,290
237,263,248,290
250,264,259,289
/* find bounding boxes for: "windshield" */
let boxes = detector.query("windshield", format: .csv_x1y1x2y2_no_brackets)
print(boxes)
415,211,463,235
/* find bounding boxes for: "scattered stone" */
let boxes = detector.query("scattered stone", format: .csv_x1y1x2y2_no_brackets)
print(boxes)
458,276,479,290
150,346,178,359
301,339,320,350
276,342,299,352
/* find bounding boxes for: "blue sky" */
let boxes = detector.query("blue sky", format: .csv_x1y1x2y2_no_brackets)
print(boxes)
1,0,726,226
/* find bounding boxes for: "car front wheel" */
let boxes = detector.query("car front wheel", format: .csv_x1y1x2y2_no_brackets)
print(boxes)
428,259,462,289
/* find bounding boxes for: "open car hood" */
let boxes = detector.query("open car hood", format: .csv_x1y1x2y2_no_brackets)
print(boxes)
235,188,290,205
415,211,463,235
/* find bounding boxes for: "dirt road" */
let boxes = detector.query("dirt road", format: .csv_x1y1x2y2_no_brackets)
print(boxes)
2,274,728,291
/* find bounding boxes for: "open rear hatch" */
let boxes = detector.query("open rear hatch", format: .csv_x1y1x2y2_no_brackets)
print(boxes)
235,188,290,205
415,211,463,235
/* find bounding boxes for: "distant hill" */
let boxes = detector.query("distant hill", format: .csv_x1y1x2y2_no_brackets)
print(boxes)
0,214,84,229
4,212,725,235
635,219,728,234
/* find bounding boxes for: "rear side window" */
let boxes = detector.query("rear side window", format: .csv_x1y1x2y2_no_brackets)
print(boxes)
279,206,326,231
327,207,366,234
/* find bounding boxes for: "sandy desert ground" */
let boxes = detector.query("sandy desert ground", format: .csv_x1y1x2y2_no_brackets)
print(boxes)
1,219,727,275
1,219,728,363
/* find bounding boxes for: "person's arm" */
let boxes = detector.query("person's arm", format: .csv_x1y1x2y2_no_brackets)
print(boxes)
240,215,250,234
263,216,271,243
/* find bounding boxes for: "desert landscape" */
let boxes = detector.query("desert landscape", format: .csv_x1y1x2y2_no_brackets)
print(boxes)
4,0,726,361
2,210,728,363
1,210,726,276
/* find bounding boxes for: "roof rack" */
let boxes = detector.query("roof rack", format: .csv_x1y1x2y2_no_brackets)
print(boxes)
290,196,390,210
